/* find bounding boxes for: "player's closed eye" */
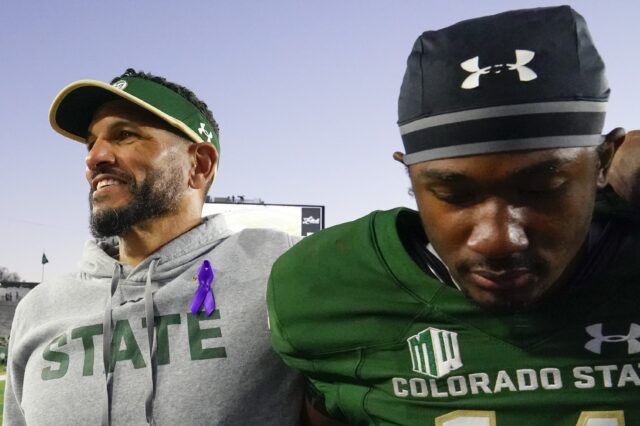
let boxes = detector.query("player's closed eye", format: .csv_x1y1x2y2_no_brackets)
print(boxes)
429,188,477,205
519,179,567,196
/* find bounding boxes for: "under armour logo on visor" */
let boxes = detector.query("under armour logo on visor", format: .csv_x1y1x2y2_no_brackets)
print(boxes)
460,49,537,89
585,323,640,354
198,122,213,143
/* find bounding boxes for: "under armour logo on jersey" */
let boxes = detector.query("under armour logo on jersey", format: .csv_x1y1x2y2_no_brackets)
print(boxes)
198,122,213,143
460,49,538,89
407,327,462,378
585,323,640,354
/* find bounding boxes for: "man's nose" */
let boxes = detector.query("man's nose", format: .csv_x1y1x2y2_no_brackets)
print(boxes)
85,138,115,171
466,199,529,257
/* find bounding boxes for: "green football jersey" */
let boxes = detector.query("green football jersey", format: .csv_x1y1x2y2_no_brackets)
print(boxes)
267,197,640,425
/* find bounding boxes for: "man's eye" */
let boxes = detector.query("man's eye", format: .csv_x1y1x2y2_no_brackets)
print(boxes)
118,130,137,140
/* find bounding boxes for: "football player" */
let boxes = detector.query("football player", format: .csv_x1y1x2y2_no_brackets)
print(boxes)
268,6,640,425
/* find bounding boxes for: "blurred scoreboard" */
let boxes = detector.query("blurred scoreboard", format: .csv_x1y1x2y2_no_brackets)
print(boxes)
202,199,324,237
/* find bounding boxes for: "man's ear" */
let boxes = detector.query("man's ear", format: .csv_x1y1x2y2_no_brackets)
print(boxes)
393,151,415,196
597,127,626,188
188,143,218,190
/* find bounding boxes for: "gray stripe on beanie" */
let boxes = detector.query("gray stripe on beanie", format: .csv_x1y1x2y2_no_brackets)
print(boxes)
400,101,608,135
403,135,605,165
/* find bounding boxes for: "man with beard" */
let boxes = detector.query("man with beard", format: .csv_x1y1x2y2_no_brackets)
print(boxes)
4,69,302,425
268,6,640,425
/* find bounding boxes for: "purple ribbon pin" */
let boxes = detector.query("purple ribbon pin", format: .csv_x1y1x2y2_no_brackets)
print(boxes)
190,260,216,317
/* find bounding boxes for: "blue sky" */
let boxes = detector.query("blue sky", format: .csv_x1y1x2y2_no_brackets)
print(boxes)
2,1,639,282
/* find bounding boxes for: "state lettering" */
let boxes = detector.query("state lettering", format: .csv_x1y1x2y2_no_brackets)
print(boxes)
573,364,640,389
40,311,227,381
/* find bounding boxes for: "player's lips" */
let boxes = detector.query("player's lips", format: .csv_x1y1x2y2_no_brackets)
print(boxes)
467,268,535,290
91,174,128,196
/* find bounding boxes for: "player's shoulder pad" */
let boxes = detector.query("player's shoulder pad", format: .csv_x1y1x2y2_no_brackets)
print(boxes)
268,208,423,356
594,188,640,223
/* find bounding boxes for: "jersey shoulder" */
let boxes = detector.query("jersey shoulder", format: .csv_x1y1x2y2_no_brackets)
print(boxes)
272,207,399,273
268,208,427,356
593,188,640,222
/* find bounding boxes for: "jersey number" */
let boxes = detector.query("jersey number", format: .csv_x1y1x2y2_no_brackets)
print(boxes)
435,410,624,426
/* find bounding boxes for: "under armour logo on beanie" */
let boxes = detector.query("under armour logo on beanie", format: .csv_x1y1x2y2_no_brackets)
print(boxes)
460,49,537,89
397,6,609,165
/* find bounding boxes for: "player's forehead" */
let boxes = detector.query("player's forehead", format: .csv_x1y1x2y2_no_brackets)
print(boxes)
88,99,171,134
410,147,593,181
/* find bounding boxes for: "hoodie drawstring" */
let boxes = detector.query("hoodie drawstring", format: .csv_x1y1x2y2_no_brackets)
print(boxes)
102,263,122,426
144,258,160,425
101,259,159,425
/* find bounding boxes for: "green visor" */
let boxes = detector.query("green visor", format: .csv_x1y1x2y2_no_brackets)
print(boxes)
49,76,220,156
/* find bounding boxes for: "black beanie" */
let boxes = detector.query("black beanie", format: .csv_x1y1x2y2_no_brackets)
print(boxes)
398,6,609,164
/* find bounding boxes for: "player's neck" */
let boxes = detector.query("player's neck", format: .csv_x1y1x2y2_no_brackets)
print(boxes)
539,243,589,305
117,207,203,266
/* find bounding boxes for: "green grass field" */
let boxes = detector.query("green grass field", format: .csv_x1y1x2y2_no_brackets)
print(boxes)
0,363,6,425
0,377,5,425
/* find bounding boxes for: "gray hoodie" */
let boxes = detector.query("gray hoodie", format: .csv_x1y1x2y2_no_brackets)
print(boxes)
3,214,303,425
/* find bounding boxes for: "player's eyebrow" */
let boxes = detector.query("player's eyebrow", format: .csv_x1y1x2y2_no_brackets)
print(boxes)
417,157,575,183
417,169,471,183
510,158,574,178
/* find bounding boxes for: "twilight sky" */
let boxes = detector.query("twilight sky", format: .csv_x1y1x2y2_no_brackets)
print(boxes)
2,0,639,282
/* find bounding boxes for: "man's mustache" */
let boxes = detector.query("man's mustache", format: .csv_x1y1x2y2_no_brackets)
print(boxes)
456,253,545,275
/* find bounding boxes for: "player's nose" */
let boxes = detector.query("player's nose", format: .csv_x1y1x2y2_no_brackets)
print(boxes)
467,199,529,257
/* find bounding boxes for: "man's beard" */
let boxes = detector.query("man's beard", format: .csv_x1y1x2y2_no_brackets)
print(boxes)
89,165,185,238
